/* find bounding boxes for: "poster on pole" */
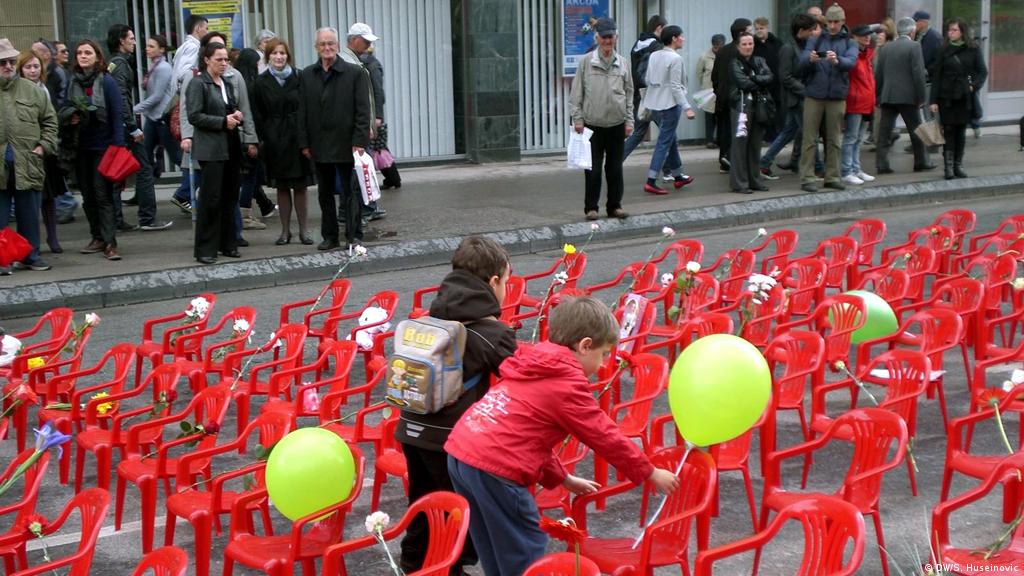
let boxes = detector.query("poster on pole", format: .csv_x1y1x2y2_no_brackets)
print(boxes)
562,0,612,77
182,0,245,48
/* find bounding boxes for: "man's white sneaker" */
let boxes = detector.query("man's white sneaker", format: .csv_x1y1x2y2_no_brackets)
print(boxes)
856,171,875,182
842,174,864,185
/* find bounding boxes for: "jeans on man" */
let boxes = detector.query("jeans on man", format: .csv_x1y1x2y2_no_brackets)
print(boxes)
761,106,802,169
0,173,43,265
841,113,868,176
125,138,157,226
622,117,652,161
647,106,683,179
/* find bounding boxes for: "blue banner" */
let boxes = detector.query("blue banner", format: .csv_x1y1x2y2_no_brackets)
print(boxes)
562,0,612,77
182,0,245,49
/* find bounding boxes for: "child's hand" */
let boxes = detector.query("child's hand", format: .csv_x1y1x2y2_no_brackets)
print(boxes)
563,474,600,496
649,468,680,494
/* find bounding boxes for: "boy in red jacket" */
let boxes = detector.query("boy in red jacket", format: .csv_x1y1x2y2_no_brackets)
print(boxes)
445,296,680,575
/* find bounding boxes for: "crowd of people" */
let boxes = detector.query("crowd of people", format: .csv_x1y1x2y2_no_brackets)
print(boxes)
570,3,990,215
0,14,401,273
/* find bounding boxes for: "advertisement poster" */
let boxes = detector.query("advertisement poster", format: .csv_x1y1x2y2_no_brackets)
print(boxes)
182,0,245,48
562,0,612,77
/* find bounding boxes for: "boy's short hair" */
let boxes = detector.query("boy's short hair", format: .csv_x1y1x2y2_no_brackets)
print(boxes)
754,16,770,27
451,236,510,283
548,296,619,349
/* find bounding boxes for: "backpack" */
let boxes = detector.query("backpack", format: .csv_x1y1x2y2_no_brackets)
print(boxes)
632,37,662,90
385,317,482,414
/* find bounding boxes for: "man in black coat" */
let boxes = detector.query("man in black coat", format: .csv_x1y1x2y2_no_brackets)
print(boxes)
712,18,752,172
753,16,785,138
297,26,371,252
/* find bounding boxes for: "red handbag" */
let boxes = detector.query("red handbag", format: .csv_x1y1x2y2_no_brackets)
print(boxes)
0,227,33,267
97,145,140,182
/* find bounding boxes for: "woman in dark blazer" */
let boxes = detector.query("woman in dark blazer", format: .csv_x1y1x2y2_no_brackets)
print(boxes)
929,17,987,179
729,31,774,194
252,39,314,246
186,42,258,264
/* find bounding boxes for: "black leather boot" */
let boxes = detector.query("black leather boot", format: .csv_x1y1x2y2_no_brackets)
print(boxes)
943,151,955,180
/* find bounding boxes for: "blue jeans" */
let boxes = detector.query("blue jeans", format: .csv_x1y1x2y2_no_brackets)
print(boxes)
622,117,652,161
0,182,42,265
448,456,547,576
841,113,868,176
761,107,802,169
647,106,683,179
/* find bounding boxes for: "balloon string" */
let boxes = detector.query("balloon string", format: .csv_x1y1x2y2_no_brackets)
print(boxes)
631,441,693,550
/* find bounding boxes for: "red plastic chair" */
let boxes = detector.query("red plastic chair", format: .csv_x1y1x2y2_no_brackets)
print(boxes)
858,308,963,423
223,444,365,576
810,350,931,496
499,275,527,325
645,273,721,361
774,294,866,385
535,436,591,516
571,447,717,575
261,340,360,422
844,218,887,285
703,248,756,304
321,491,470,576
165,411,294,576
36,342,136,485
752,229,799,275
131,546,189,576
940,384,1024,512
880,225,956,274
714,286,787,348
221,323,307,437
934,208,976,256
898,277,983,380
523,553,602,576
370,415,408,510
758,408,907,576
0,307,73,382
759,331,825,475
513,252,589,318
856,268,911,312
114,384,234,553
135,293,217,386
968,214,1024,252
0,450,50,573
933,452,1024,574
172,306,257,393
581,261,658,303
861,244,939,303
278,279,350,342
776,257,827,322
320,290,400,379
808,236,858,296
3,489,109,576
694,495,866,576
318,356,393,452
649,239,704,271
73,362,182,493
610,353,668,455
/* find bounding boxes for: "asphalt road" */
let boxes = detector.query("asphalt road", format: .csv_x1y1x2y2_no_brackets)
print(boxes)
1,195,1021,574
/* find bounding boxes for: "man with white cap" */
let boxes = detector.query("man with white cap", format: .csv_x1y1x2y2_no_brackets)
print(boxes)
341,22,387,225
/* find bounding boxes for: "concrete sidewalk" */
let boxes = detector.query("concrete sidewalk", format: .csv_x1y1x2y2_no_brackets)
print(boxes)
2,125,1022,317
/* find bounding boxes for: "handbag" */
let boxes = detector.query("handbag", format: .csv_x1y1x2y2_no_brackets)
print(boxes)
752,90,776,125
97,145,141,182
915,117,945,147
0,227,33,267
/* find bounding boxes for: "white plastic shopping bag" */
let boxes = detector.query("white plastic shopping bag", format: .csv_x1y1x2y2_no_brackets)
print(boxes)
692,88,716,113
567,127,594,170
353,150,382,205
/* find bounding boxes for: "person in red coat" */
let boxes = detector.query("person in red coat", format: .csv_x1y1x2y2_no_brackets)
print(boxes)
841,25,876,185
445,296,680,576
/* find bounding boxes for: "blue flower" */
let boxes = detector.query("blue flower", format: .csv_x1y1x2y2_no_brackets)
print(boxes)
33,421,72,457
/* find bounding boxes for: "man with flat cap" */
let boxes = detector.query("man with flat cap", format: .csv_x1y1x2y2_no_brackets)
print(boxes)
569,17,634,222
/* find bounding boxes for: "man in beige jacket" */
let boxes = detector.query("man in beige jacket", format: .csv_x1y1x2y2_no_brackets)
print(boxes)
696,34,725,147
569,17,634,221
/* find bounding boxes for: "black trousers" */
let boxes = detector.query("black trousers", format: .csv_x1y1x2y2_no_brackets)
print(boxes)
716,109,732,162
316,162,361,245
942,123,967,161
399,443,476,574
876,104,929,171
195,147,241,259
583,123,625,214
75,149,116,246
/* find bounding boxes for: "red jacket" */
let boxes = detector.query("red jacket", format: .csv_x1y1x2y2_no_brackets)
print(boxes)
845,46,876,115
445,342,655,489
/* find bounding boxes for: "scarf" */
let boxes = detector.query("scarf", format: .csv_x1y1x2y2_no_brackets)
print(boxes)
69,68,108,127
949,39,965,47
143,55,164,91
269,64,292,86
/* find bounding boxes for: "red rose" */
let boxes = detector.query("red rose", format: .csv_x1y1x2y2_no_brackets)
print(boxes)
203,421,221,435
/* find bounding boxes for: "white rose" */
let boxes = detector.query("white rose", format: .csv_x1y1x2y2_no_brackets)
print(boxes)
365,511,391,534
554,271,569,285
354,245,368,257
590,222,601,231
233,319,251,334
84,313,101,327
758,228,767,237
189,297,211,318
685,261,701,274
662,226,676,237
1012,278,1024,291
1012,369,1024,385
1003,380,1016,393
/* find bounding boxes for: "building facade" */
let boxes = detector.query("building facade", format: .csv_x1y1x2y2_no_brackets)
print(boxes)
2,0,1021,162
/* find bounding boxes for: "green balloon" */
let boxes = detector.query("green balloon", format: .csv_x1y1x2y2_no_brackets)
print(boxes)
844,290,899,344
668,334,771,447
265,427,355,521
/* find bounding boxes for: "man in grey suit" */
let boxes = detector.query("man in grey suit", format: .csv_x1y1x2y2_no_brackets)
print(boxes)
875,17,935,174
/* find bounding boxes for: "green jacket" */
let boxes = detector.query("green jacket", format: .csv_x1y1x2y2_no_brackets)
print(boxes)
0,77,58,191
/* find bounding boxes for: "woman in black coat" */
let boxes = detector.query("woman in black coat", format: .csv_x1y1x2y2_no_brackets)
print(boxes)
252,39,314,245
729,31,774,194
929,17,987,179
186,42,258,264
